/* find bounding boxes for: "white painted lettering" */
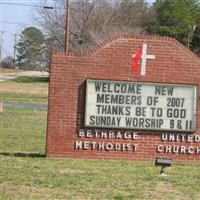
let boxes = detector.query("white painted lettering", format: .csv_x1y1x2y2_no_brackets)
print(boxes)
83,141,89,150
79,130,85,137
188,147,194,154
75,141,82,149
196,147,200,154
157,145,164,152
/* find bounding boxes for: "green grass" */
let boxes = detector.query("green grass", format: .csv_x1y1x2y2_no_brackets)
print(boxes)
0,108,46,154
1,76,48,103
0,92,48,104
0,68,16,73
1,108,200,199
11,76,49,83
0,156,200,200
0,75,200,199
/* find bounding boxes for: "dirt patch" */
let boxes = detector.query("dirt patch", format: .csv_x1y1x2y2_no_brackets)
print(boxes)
59,168,84,174
0,182,69,199
195,192,200,200
148,182,190,200
0,182,16,190
17,71,49,77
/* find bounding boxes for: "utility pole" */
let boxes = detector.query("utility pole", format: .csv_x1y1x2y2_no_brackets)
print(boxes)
13,34,17,67
0,31,4,67
65,0,70,52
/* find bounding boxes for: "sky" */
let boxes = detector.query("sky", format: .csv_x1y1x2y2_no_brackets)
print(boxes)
0,0,156,60
0,0,53,59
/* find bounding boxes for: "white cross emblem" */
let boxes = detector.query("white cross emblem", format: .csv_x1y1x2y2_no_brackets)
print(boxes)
133,43,156,76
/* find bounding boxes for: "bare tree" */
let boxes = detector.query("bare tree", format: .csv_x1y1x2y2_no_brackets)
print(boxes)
34,0,155,52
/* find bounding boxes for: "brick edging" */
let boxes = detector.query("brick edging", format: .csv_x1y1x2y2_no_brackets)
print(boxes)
52,34,200,64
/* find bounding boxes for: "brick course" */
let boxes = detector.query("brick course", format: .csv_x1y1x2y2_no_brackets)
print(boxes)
47,35,200,162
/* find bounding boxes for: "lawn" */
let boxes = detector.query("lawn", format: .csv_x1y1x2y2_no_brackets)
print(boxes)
0,76,200,200
0,92,48,104
0,68,16,73
0,108,46,154
0,76,48,103
1,155,199,200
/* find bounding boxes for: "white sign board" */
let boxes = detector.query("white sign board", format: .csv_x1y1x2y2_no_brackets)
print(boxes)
85,79,197,132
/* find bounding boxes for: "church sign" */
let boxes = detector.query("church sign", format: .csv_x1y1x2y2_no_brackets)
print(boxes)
47,35,200,162
85,79,197,132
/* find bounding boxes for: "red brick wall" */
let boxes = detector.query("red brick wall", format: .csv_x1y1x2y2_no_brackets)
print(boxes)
47,35,200,162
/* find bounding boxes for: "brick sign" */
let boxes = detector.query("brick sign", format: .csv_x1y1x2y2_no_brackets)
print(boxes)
47,35,200,162
85,79,197,132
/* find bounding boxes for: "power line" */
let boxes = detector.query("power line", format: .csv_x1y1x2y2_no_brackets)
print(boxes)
0,2,53,9
13,34,17,66
0,0,156,8
0,20,34,26
65,0,70,52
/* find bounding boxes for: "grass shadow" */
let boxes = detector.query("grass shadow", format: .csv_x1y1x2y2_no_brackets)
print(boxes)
0,152,46,158
12,76,49,83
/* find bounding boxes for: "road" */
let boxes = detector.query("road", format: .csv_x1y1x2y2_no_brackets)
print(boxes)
0,71,49,82
0,73,18,82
